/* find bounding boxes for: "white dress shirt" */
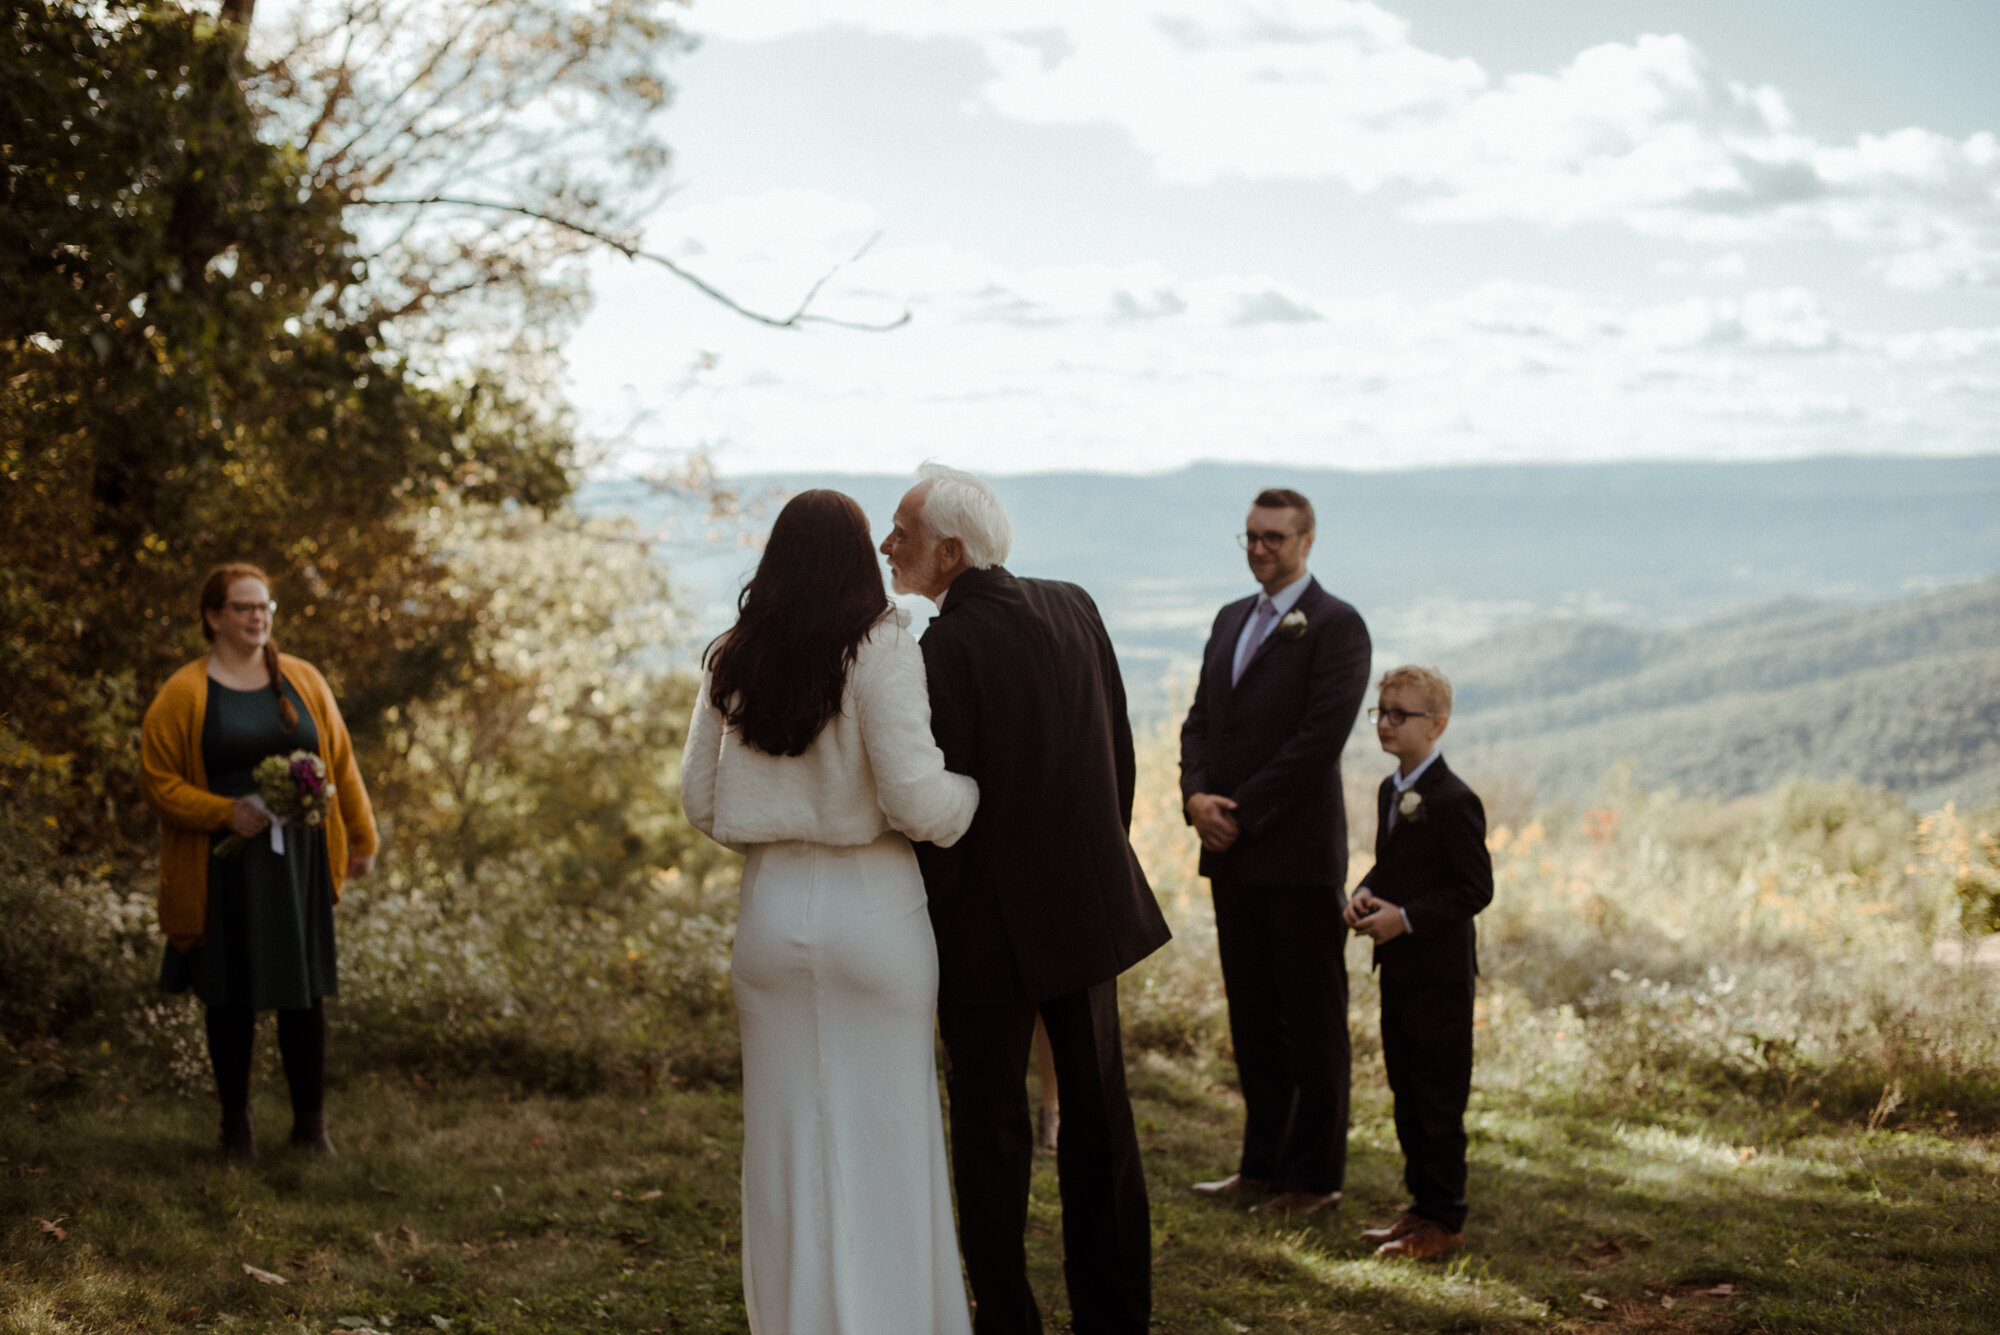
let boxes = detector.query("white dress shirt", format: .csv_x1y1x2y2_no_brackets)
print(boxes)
1377,750,1444,934
1387,748,1442,819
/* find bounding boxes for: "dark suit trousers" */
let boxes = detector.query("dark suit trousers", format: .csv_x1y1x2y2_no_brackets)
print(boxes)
1210,879,1350,1193
939,981,1151,1335
1379,976,1475,1233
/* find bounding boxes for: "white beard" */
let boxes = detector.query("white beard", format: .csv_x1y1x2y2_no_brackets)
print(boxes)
889,552,942,598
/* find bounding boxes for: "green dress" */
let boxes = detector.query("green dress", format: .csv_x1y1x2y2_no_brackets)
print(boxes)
158,678,340,1009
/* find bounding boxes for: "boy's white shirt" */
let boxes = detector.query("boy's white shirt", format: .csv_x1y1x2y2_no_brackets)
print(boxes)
1378,749,1444,934
1390,747,1442,799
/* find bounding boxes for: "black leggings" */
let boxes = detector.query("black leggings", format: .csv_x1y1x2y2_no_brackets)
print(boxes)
204,1000,326,1116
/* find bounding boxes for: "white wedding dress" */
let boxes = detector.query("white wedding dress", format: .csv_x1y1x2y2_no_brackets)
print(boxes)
682,612,978,1335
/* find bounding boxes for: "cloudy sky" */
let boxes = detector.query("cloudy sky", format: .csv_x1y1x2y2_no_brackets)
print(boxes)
563,0,2000,477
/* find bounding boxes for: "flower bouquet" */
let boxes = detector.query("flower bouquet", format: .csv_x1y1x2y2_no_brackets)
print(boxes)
214,750,335,858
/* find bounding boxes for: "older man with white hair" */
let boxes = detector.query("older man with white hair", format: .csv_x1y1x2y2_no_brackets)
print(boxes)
882,463,1170,1335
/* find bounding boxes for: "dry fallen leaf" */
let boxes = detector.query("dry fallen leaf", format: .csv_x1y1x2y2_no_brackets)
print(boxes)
1582,1293,1609,1310
1706,1283,1738,1297
241,1263,289,1286
637,1189,664,1202
1573,1235,1651,1270
1785,1258,1802,1268
1660,1296,1677,1310
35,1216,68,1243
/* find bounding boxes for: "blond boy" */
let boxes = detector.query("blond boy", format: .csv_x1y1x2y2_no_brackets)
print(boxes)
1343,666,1493,1260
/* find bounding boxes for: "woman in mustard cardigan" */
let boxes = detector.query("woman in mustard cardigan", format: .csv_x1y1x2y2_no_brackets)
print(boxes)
141,563,377,1159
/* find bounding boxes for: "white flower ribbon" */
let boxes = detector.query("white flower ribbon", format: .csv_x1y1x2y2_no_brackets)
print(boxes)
243,794,290,854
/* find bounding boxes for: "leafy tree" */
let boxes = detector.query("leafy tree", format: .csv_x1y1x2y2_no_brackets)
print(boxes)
2,1,718,1051
1,0,570,860
243,0,688,392
366,501,702,909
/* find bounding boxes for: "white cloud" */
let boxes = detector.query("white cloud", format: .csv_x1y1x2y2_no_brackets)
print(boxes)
642,194,1338,331
688,0,2000,289
1628,288,1835,352
569,196,2000,474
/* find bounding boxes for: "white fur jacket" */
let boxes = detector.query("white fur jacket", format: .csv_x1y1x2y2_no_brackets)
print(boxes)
680,611,979,851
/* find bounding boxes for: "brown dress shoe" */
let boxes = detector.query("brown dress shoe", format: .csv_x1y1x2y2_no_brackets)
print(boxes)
1360,1210,1424,1247
1191,1172,1274,1198
1249,1189,1341,1217
1374,1219,1463,1260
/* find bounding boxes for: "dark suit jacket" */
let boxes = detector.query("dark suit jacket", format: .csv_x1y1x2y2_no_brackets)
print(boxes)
1356,756,1494,986
1179,578,1371,887
914,566,1172,1007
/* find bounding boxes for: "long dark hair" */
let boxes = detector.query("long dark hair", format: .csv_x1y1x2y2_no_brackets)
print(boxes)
706,490,891,756
199,562,298,732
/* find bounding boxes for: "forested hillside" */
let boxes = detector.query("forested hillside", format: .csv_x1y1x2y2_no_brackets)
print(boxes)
1441,578,2000,806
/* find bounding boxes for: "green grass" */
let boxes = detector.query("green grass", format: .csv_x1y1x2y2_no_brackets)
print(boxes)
6,1043,1997,1335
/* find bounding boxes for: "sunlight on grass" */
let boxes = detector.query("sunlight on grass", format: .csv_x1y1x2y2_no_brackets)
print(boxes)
1275,1240,1553,1328
1612,1122,1754,1173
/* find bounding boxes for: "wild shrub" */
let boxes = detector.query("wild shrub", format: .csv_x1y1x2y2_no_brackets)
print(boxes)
1471,780,2000,1118
1122,735,2000,1125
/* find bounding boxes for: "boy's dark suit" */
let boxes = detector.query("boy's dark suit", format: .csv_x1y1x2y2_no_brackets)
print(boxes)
916,564,1171,1335
1179,578,1370,1193
1357,756,1494,1234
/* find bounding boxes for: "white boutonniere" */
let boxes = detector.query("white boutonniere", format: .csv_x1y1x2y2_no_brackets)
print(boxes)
1273,609,1308,641
1397,790,1425,823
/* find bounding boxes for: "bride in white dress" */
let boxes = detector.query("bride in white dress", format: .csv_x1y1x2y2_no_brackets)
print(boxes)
680,489,979,1335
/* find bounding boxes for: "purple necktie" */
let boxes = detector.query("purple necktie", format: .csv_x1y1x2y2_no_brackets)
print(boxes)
1232,597,1276,685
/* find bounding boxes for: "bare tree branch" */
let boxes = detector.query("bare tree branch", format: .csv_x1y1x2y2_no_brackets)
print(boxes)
358,195,912,331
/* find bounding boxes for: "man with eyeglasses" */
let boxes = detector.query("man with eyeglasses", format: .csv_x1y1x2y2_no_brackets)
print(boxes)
1180,487,1372,1217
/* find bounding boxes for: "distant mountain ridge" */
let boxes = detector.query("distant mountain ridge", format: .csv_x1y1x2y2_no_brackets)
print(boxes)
588,455,2000,672
582,455,2000,806
1441,577,2000,808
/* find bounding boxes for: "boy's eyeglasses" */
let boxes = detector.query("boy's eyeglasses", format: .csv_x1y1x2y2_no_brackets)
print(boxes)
1236,530,1303,551
1368,707,1433,726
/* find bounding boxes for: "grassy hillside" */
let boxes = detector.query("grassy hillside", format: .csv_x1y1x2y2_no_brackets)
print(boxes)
1442,578,2000,805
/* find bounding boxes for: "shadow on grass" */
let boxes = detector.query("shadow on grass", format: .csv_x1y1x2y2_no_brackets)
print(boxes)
1129,1056,2000,1334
